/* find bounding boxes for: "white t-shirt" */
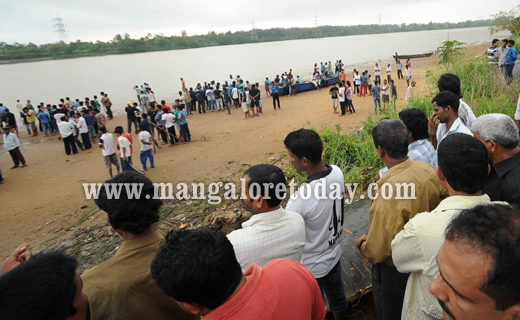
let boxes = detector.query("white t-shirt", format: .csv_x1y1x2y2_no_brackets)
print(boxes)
77,106,86,113
232,87,239,99
285,165,345,278
381,84,389,95
339,87,346,102
245,91,251,104
354,75,361,85
68,119,78,136
99,133,115,156
405,68,412,77
162,113,176,128
76,117,89,134
139,131,153,152
54,113,64,125
118,136,132,157
387,66,392,74
135,88,142,95
375,66,381,76
58,121,74,139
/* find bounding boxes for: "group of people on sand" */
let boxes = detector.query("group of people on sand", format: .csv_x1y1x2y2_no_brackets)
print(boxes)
4,72,520,320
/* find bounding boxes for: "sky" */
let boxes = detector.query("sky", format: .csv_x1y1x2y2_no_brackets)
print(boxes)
0,0,517,45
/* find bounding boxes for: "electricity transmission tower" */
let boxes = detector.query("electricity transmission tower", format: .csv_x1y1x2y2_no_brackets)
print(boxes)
378,13,382,24
313,15,322,39
251,22,259,41
53,13,69,43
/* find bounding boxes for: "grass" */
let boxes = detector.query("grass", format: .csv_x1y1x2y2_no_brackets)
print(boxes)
74,206,99,227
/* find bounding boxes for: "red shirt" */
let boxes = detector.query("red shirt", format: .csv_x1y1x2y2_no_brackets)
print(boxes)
204,259,325,320
161,105,171,112
117,132,133,154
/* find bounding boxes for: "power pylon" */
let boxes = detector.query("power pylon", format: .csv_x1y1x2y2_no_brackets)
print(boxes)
378,13,382,24
53,13,69,43
251,22,259,41
313,15,322,39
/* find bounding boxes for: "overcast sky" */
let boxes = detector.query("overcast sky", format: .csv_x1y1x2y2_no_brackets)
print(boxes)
1,0,516,45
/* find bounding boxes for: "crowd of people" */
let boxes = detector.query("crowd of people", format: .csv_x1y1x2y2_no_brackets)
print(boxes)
2,68,520,320
486,38,518,84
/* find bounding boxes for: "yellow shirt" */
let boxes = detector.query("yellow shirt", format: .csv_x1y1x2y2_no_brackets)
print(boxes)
26,110,36,123
357,158,448,266
82,230,197,320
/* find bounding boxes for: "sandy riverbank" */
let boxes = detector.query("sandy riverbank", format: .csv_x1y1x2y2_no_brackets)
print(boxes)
0,44,488,258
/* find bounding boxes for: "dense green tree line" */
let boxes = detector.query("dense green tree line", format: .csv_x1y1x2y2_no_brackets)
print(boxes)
0,19,494,61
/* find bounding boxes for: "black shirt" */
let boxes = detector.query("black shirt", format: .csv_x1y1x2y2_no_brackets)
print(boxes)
329,87,339,99
214,89,222,99
483,152,520,206
249,88,260,100
125,106,136,120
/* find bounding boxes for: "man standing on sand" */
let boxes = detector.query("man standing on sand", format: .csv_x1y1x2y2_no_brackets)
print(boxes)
138,124,155,170
58,115,77,155
339,70,346,84
329,83,339,114
374,63,381,84
146,88,156,113
264,77,271,97
381,79,390,110
23,107,38,136
103,93,113,119
354,72,361,96
360,72,367,97
372,81,381,114
181,78,186,91
404,65,412,86
397,60,403,79
3,126,27,169
133,86,142,106
270,82,280,109
115,127,135,172
339,81,347,116
386,64,392,83
77,111,92,150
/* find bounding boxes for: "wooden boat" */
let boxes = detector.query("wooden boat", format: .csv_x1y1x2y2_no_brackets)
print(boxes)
276,74,340,93
340,198,372,299
393,52,433,59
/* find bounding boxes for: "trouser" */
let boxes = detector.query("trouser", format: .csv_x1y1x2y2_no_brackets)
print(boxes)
387,75,392,83
51,120,58,133
374,98,381,113
289,85,292,96
375,75,381,83
225,100,231,114
159,128,167,143
127,118,138,133
39,120,42,132
354,84,359,94
347,99,355,113
105,105,113,119
140,149,154,170
140,104,147,114
88,125,96,139
73,135,84,150
340,101,346,115
137,95,142,105
81,132,92,149
283,86,289,96
360,85,367,96
42,123,51,136
62,135,78,155
215,98,223,111
505,64,514,84
120,156,134,172
180,123,191,142
9,147,26,166
210,99,216,111
198,101,205,113
315,260,349,314
372,263,409,320
233,98,239,108
24,123,31,134
186,101,192,114
397,70,403,79
167,126,179,145
272,93,280,109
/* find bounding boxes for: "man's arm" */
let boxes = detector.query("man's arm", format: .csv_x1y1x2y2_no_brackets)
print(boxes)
429,116,439,150
391,219,427,273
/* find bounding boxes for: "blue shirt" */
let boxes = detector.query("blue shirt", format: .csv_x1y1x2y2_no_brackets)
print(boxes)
71,102,80,109
83,114,93,126
372,85,381,99
177,109,187,125
37,112,50,124
360,76,367,85
270,84,279,93
297,77,303,84
0,106,6,115
397,63,402,70
140,119,150,132
506,46,517,65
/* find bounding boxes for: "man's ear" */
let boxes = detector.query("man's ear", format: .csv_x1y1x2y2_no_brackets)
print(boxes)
503,303,520,320
177,301,204,315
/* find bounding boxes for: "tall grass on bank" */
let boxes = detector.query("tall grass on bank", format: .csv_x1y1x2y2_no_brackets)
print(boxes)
285,54,519,191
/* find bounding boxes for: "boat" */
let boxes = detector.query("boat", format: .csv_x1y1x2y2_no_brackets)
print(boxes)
393,52,433,59
276,74,340,94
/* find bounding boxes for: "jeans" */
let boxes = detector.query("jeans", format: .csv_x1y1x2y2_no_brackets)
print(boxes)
210,99,216,111
24,123,31,134
88,125,96,139
42,123,51,136
180,123,191,142
375,75,381,83
288,85,293,96
62,135,78,155
272,93,280,109
120,156,132,172
505,64,514,84
374,98,381,113
167,126,179,145
215,98,223,111
198,101,205,113
140,149,155,170
186,101,192,114
347,99,355,113
225,99,231,114
340,101,346,115
105,105,113,119
372,263,409,320
81,132,92,149
387,75,392,83
315,260,349,314
397,69,403,79
73,135,84,150
127,118,138,133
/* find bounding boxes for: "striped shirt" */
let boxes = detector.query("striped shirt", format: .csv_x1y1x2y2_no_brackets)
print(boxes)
391,195,507,320
227,207,306,273
379,139,436,177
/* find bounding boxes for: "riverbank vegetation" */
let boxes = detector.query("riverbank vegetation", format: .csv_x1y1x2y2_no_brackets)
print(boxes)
0,19,493,61
285,45,519,191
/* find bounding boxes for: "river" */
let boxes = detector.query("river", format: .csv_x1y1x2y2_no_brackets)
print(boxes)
0,26,508,110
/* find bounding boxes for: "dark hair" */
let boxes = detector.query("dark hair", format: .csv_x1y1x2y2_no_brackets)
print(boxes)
503,38,508,42
438,73,462,98
151,228,243,310
372,119,409,159
492,38,499,44
80,110,87,115
60,116,66,121
95,172,161,234
161,100,166,105
114,127,123,134
142,113,148,118
99,126,107,133
509,39,515,45
0,251,78,320
432,91,460,114
284,129,323,164
139,123,147,130
244,164,287,208
398,108,429,140
438,133,488,194
445,204,520,310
